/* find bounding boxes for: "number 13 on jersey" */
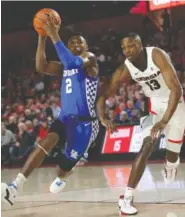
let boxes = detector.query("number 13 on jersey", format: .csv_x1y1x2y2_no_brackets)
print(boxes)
66,78,72,94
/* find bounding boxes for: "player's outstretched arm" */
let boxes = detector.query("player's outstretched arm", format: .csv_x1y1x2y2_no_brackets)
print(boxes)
97,64,131,131
153,48,182,123
36,35,63,76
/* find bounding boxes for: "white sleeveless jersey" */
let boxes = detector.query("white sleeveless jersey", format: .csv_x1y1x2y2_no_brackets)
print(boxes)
125,47,172,102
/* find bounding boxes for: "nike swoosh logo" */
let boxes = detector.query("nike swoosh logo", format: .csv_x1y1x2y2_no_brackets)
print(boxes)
85,123,91,126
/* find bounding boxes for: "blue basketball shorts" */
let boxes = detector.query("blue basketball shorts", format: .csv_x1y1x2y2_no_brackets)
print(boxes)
49,116,99,161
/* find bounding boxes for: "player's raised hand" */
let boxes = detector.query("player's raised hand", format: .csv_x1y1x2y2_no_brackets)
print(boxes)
100,118,117,133
151,119,167,140
42,14,60,37
33,9,61,37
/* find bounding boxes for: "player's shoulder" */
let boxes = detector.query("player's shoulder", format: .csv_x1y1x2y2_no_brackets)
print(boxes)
86,52,97,64
152,47,166,58
152,47,170,63
87,52,96,59
122,61,131,73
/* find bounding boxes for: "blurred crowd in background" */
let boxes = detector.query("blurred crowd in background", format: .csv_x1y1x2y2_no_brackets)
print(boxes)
1,3,185,166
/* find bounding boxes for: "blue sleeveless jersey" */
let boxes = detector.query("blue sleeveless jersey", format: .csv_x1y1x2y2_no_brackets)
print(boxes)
58,67,99,121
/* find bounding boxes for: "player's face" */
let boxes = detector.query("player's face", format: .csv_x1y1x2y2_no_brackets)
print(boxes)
68,36,87,55
121,37,142,62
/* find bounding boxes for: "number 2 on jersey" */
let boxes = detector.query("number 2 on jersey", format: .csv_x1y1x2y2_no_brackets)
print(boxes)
146,79,161,91
66,78,72,94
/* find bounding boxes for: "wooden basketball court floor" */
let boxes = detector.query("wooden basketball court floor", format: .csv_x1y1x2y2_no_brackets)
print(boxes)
1,163,185,217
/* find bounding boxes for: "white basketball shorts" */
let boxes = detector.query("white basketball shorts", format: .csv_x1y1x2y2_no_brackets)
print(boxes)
140,98,185,152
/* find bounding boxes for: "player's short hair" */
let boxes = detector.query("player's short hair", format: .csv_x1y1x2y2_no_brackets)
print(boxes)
125,32,140,39
119,32,141,42
122,32,141,40
119,32,140,40
68,32,87,42
69,32,83,38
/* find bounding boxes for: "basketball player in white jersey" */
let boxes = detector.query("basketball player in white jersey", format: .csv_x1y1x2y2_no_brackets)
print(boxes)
97,32,185,215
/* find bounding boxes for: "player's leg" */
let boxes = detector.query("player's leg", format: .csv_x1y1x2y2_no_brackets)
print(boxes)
49,153,77,193
21,132,59,177
119,115,157,215
164,102,185,184
50,150,90,193
126,136,156,188
49,117,78,193
1,133,59,207
164,149,181,184
50,118,98,194
1,119,63,207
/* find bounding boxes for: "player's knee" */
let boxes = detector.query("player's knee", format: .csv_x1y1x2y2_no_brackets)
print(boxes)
37,132,59,155
141,136,156,156
166,140,182,153
57,153,77,172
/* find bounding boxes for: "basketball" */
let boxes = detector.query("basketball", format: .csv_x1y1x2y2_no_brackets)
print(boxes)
33,8,61,36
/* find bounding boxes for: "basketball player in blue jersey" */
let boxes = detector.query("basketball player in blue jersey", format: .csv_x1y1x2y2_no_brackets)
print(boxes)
1,14,105,206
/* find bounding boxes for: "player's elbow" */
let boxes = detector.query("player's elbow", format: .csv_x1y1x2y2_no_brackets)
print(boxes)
36,67,45,74
36,66,43,73
35,55,47,73
35,63,47,74
171,85,182,98
176,88,182,98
